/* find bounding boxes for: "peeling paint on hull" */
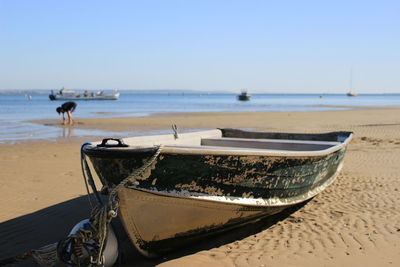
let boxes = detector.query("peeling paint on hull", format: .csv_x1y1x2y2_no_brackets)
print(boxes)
90,149,346,200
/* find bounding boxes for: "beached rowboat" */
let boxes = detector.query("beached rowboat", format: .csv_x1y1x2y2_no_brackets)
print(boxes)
81,128,353,258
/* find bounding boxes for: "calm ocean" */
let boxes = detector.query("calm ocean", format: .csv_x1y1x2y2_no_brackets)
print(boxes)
0,91,399,143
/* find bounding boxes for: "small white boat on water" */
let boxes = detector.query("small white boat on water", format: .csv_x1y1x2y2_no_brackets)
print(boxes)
49,88,120,100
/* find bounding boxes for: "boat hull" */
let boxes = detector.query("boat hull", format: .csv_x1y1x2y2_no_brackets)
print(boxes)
48,93,119,100
118,187,286,257
117,151,344,257
237,95,251,101
87,150,347,256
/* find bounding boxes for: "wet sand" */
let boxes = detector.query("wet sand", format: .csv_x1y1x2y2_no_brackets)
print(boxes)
1,107,400,266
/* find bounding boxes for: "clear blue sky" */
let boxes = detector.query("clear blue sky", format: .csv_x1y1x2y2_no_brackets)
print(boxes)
1,0,399,93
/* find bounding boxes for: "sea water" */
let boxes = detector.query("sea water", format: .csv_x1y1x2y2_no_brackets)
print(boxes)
0,91,399,143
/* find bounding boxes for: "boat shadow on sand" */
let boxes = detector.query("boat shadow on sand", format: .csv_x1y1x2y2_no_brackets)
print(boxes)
0,195,309,266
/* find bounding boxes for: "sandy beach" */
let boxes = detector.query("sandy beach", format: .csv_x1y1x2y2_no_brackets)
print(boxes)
1,107,400,266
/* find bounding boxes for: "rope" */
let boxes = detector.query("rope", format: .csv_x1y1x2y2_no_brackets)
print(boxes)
108,144,164,199
81,144,164,266
0,144,163,267
81,145,95,209
81,143,104,207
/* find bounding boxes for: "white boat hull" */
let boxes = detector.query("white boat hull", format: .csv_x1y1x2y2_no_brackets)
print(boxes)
49,92,120,100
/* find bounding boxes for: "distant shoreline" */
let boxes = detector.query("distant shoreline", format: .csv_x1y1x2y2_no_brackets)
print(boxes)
2,89,400,95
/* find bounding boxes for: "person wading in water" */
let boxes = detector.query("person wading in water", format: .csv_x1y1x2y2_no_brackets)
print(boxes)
56,101,77,125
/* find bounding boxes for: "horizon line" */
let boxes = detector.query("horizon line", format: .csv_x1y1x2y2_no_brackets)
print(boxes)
1,89,399,95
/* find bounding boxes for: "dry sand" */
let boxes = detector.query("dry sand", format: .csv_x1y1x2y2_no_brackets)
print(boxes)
1,107,400,266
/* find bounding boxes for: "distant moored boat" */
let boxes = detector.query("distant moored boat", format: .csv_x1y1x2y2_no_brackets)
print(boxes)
237,90,251,101
346,70,357,97
49,88,120,100
346,92,357,97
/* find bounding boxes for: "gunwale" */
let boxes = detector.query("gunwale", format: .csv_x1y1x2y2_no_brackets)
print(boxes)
83,129,353,157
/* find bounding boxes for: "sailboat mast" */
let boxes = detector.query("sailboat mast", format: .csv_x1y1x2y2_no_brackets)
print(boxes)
349,69,353,91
